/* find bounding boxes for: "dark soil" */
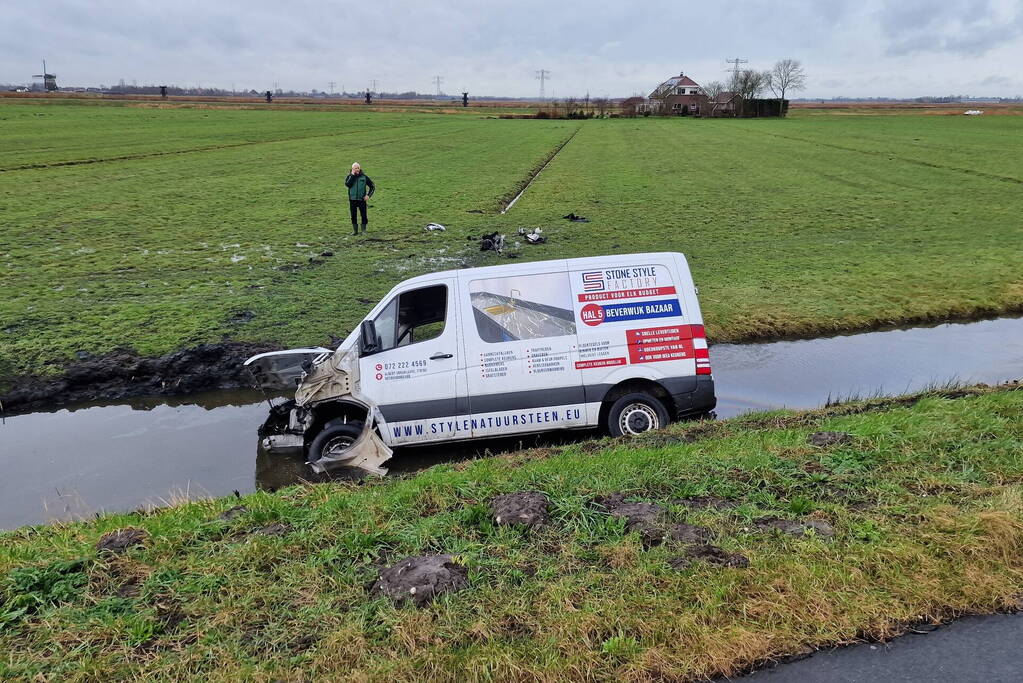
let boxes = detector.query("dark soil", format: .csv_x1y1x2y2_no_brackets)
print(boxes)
595,493,713,548
370,554,470,607
251,522,291,537
755,517,835,538
97,527,148,554
668,544,750,570
218,505,249,521
0,341,279,414
672,495,739,511
807,431,855,447
490,491,550,528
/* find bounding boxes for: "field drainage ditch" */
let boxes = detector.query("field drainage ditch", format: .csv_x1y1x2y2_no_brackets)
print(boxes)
1,316,1020,529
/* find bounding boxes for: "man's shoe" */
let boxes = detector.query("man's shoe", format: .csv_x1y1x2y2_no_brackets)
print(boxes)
361,224,368,234
352,224,359,235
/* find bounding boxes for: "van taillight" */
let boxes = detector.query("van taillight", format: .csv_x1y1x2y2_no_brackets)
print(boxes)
691,325,712,375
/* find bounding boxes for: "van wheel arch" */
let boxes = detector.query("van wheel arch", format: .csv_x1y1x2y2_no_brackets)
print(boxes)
598,379,675,432
307,400,369,441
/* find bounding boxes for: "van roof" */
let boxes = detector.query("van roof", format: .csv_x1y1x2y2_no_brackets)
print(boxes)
396,252,688,287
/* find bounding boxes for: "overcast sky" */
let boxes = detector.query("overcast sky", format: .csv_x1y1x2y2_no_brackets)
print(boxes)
3,0,1022,98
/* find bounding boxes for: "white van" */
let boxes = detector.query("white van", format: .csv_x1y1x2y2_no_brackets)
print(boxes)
246,252,715,474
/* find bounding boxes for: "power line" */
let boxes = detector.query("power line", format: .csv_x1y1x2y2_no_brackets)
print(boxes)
725,58,748,74
328,80,335,94
433,75,444,96
370,79,378,94
535,69,551,101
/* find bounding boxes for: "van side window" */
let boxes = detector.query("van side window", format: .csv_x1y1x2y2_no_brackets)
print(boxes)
469,272,576,343
373,284,447,352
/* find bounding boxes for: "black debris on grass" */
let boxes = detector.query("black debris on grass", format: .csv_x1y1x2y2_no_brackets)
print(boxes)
218,505,249,521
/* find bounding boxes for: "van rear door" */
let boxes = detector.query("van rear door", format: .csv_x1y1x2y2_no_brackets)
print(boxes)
461,264,587,437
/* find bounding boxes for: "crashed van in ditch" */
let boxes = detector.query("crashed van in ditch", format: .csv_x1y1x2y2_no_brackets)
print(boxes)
245,252,715,475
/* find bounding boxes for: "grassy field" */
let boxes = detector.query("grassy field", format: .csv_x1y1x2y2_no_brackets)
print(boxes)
2,386,1021,680
1,102,1021,383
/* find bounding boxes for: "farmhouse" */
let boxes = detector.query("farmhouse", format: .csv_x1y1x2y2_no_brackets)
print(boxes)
648,73,707,115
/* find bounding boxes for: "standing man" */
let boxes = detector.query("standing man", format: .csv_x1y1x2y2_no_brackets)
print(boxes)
344,162,375,235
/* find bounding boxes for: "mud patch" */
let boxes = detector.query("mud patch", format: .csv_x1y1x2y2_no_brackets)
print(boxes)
595,493,713,548
251,522,291,537
97,528,148,554
808,431,855,447
490,491,550,528
668,545,750,570
218,505,249,521
370,554,470,607
673,495,739,511
0,341,279,414
756,517,835,538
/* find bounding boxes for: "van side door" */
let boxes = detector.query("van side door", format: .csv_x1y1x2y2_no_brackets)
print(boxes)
461,266,587,437
358,278,469,445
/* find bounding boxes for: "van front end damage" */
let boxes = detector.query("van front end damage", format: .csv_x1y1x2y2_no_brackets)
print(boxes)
246,347,393,476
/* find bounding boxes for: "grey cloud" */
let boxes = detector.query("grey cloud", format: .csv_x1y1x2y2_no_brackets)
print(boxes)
878,0,1023,56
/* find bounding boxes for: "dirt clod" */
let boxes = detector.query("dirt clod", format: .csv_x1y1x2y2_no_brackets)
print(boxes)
668,544,749,570
218,505,248,521
666,522,715,545
490,491,550,528
755,517,835,538
370,554,470,607
672,495,738,511
97,528,148,554
807,431,855,447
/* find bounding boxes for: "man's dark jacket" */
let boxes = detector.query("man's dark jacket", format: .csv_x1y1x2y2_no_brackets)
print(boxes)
344,173,375,200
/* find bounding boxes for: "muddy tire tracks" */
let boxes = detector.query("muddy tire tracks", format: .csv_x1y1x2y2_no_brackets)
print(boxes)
500,125,582,213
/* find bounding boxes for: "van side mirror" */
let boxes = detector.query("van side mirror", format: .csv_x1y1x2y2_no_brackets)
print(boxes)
360,320,380,355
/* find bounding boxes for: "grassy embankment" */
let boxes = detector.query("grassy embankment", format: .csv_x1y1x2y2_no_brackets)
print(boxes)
2,386,1022,680
1,103,1021,385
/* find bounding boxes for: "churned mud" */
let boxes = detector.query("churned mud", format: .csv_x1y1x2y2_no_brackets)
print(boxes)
490,491,550,528
96,527,148,554
807,431,855,447
595,493,715,548
667,545,749,570
370,554,470,607
0,341,278,414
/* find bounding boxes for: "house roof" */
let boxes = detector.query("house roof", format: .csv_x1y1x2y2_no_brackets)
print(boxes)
713,91,736,103
649,73,703,98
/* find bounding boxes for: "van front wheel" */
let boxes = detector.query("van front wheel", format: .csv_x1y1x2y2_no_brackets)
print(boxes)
308,421,364,463
607,393,670,437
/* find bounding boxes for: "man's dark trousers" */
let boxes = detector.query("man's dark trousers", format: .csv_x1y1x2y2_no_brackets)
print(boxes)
349,199,368,234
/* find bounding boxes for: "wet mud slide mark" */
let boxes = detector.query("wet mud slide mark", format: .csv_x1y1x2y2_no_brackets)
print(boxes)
753,129,1023,186
0,341,280,415
499,125,583,213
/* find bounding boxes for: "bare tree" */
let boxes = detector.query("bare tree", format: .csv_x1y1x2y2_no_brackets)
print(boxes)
729,69,769,116
702,80,725,100
767,59,807,106
592,97,611,117
563,96,579,118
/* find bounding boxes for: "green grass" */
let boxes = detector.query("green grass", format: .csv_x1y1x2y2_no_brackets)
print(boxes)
1,103,1021,383
2,387,1022,680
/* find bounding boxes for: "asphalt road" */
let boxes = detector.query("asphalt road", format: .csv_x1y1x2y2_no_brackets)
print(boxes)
738,613,1023,682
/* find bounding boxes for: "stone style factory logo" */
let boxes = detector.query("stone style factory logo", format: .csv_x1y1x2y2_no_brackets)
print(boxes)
581,271,605,292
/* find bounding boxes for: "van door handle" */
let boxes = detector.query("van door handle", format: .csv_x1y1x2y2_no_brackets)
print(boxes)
430,352,454,360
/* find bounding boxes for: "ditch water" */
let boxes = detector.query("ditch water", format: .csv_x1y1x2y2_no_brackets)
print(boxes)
1,316,1021,529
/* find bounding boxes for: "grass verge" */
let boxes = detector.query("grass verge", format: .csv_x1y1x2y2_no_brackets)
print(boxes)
2,385,1022,680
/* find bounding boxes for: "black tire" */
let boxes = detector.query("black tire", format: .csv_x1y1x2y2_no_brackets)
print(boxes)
308,421,363,463
607,392,670,437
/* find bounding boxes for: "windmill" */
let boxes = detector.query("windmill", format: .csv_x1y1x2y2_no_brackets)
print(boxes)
33,60,58,92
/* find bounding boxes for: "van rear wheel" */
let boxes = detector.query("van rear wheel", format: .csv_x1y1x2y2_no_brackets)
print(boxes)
607,393,670,437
